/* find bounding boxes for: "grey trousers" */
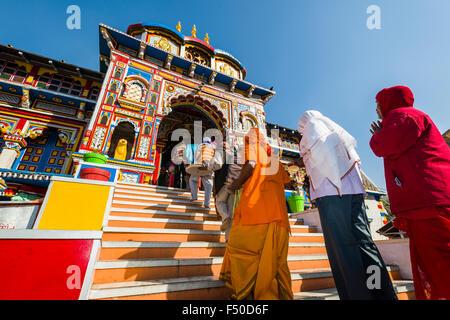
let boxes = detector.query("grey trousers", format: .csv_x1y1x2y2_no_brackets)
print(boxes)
215,185,235,241
315,194,398,300
189,174,213,207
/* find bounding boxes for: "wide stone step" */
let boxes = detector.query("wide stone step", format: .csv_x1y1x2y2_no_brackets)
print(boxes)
108,208,305,226
109,208,222,221
101,227,325,243
113,194,216,207
294,280,415,300
92,254,330,284
105,216,317,232
112,200,216,214
89,267,404,300
98,241,327,260
114,188,214,202
116,183,207,196
89,275,228,300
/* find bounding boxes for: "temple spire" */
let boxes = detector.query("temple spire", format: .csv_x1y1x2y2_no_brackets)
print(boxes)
176,21,181,32
191,25,197,38
204,33,210,44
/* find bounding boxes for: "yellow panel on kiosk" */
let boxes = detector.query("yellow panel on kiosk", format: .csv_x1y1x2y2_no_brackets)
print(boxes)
37,180,111,231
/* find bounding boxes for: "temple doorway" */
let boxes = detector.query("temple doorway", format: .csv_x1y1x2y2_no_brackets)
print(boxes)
153,105,222,187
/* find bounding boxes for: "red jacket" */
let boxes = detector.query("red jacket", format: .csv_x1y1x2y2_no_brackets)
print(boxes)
370,86,450,216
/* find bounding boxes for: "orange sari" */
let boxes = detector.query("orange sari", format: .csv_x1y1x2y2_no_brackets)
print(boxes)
219,128,293,300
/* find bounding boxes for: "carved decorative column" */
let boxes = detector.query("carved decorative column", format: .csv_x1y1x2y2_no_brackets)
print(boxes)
77,102,86,120
21,89,30,109
0,134,27,169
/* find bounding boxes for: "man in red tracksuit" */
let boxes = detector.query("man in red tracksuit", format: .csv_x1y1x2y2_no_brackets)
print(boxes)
369,85,450,300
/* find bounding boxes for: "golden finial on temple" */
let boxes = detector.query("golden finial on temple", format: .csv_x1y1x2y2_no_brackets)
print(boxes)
204,33,210,44
176,21,181,32
191,25,197,38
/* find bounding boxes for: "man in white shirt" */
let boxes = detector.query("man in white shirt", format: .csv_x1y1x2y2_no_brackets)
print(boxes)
296,110,397,300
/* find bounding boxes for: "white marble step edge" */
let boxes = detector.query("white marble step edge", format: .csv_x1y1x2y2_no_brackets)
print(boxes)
88,269,407,300
89,275,223,299
112,200,215,212
94,254,329,269
102,226,324,237
113,194,215,206
115,188,212,201
105,216,314,229
100,240,326,249
109,208,220,219
294,280,415,300
108,207,303,223
117,183,205,195
107,216,221,225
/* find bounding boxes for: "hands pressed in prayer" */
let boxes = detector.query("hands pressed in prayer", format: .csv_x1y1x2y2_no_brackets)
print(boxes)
370,121,383,135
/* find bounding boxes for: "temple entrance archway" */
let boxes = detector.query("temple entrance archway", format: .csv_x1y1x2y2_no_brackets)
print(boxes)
153,103,225,186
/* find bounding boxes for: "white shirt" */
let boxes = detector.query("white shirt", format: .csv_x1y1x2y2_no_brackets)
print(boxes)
310,163,366,201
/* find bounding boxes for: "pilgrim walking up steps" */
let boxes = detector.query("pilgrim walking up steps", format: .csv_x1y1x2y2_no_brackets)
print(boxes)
188,137,217,209
84,180,414,299
297,110,398,300
220,128,294,300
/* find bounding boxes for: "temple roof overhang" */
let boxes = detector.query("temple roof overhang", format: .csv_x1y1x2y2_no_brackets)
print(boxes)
0,79,97,115
0,44,104,83
99,24,274,102
266,121,302,137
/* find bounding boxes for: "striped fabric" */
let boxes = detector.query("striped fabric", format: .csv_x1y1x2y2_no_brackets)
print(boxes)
195,144,215,165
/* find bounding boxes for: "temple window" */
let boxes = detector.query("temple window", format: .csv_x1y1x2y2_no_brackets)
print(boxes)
89,86,100,100
36,73,82,96
0,60,28,83
121,80,147,103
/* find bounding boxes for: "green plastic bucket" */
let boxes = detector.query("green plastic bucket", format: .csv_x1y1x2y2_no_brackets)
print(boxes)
287,195,304,213
83,152,108,164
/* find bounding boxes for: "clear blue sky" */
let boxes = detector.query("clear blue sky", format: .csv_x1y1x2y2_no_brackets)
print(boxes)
2,0,450,189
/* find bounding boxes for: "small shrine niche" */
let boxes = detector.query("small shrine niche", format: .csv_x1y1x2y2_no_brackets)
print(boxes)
100,114,109,126
143,125,151,136
107,121,136,161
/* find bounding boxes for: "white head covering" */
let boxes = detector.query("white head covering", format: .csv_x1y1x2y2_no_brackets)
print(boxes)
203,137,212,144
298,110,360,192
200,136,216,149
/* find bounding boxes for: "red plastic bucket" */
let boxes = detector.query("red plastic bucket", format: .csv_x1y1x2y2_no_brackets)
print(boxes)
79,167,111,181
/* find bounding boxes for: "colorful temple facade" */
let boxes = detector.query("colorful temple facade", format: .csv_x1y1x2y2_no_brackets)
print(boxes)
0,22,408,300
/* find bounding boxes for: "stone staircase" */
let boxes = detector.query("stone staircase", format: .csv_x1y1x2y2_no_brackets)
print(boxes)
88,183,415,300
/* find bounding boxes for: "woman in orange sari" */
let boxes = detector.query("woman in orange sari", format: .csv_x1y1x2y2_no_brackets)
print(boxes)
219,128,293,300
